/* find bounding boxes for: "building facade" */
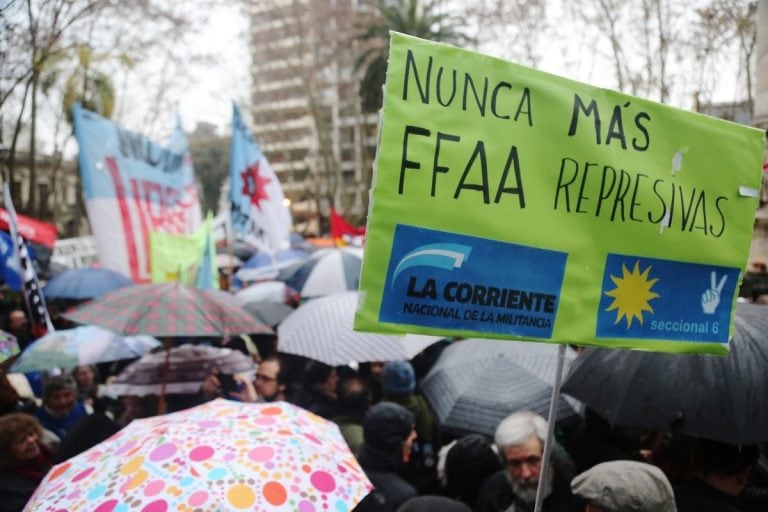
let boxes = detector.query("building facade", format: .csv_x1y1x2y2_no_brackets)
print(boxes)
246,0,377,236
1,151,86,238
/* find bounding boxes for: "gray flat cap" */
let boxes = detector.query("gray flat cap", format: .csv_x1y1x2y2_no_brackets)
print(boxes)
571,460,676,512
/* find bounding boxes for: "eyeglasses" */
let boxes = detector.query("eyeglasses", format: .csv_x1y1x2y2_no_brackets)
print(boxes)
505,455,542,470
255,373,277,383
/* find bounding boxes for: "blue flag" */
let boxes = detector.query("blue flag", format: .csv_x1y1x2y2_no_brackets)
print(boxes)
0,230,24,290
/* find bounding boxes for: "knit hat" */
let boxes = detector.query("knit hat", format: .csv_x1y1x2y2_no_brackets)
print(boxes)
43,375,77,399
363,401,414,451
381,361,415,396
571,460,676,512
445,434,503,501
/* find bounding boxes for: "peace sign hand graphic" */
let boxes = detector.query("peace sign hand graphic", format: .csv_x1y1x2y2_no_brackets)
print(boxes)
702,271,727,315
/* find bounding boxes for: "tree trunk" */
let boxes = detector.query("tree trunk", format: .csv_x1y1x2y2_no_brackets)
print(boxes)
26,70,38,214
7,77,32,198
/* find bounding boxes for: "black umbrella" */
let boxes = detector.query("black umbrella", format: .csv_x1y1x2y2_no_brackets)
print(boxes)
421,338,580,437
562,303,768,445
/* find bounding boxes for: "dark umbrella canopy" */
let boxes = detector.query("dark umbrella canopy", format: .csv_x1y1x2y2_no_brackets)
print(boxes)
43,267,134,299
562,303,768,445
421,338,580,437
63,282,272,337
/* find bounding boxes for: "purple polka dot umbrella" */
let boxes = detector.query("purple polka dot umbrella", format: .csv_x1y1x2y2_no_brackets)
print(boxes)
63,282,272,337
24,399,373,511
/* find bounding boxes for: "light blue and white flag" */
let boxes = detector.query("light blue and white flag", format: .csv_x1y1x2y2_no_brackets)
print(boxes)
72,104,202,284
229,103,291,253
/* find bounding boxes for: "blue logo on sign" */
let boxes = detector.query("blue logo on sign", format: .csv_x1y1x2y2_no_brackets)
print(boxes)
392,244,472,287
596,254,739,343
380,224,568,338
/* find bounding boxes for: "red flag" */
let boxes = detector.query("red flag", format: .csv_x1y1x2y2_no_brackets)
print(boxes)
0,208,57,248
330,208,366,247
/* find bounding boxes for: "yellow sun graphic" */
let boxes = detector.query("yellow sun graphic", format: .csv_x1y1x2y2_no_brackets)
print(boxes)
604,260,660,328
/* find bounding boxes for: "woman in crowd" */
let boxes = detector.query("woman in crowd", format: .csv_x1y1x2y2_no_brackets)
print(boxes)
0,413,54,512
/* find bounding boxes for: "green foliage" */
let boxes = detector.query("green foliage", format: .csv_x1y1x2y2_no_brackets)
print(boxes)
62,45,117,125
356,0,472,112
189,134,231,214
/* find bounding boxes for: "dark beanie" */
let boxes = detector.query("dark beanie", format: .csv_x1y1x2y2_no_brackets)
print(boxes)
396,496,472,512
363,401,414,451
445,434,503,501
381,360,415,396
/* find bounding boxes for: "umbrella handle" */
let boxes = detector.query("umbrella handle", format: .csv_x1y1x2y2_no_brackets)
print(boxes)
157,346,171,415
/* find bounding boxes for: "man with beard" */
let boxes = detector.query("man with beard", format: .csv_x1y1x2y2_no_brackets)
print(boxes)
254,356,288,402
476,411,581,512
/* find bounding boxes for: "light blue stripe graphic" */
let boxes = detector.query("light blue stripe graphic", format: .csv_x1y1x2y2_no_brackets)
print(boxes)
392,244,472,286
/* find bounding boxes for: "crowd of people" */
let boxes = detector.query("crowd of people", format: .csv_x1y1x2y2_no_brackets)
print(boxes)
1,303,767,512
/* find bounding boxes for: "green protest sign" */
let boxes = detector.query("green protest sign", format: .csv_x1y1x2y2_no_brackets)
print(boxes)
354,32,765,354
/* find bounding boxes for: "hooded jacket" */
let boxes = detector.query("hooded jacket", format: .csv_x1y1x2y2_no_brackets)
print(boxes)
354,402,417,512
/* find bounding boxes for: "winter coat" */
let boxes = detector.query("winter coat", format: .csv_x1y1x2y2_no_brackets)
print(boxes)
34,401,89,440
354,402,418,512
0,442,53,512
674,478,745,512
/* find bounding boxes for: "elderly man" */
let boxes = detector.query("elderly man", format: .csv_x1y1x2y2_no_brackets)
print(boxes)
476,411,580,512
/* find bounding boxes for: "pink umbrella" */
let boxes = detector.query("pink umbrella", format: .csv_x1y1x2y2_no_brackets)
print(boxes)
25,399,372,511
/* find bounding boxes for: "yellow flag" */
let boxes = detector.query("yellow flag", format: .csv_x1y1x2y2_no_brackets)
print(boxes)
149,226,208,285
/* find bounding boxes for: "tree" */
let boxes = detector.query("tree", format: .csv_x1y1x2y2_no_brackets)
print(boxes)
1,0,104,212
693,1,757,115
189,131,230,215
1,0,204,216
459,0,548,67
355,0,471,113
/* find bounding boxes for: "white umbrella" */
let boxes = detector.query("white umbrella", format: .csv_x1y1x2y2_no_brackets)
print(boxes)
235,280,297,303
277,291,442,365
421,338,580,436
10,326,161,373
215,253,243,269
277,247,363,298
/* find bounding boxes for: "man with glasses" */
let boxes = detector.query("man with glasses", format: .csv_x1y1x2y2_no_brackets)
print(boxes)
254,356,287,402
477,411,580,512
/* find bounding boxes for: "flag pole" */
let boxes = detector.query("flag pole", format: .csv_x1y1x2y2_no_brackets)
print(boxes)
533,343,567,512
3,184,55,335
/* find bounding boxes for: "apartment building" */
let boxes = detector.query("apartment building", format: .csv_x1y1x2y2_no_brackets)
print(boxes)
246,0,378,236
